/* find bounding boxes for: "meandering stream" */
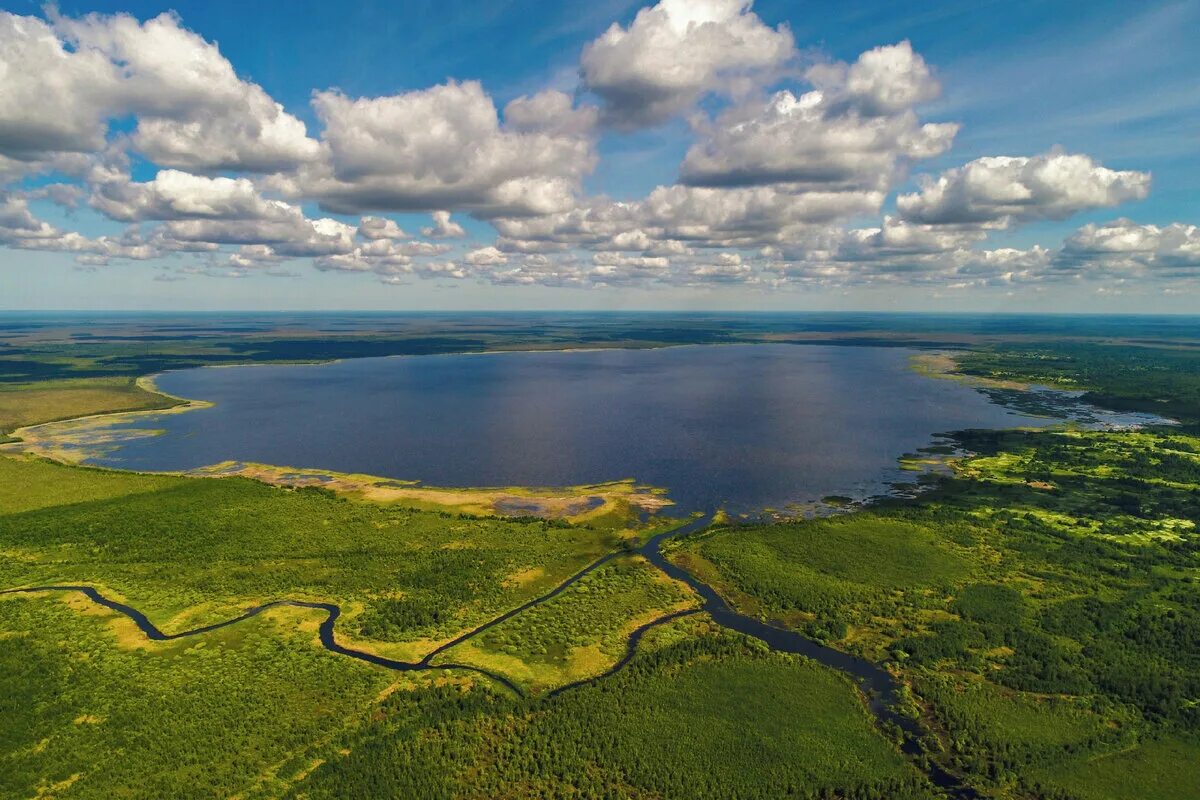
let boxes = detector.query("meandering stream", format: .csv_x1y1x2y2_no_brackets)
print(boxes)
2,512,978,797
16,344,1157,794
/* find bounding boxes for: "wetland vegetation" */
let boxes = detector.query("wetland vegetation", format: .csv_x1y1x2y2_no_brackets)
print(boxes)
678,425,1200,798
0,456,645,652
0,376,179,441
290,620,938,800
0,455,934,799
2,313,1199,798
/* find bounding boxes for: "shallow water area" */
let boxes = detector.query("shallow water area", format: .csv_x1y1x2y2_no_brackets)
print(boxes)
74,344,1162,514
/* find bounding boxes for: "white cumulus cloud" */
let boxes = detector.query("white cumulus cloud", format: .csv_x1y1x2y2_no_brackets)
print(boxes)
285,81,596,217
0,11,319,171
422,210,468,239
89,169,294,222
580,0,794,128
680,87,957,189
898,151,1151,226
1057,219,1200,275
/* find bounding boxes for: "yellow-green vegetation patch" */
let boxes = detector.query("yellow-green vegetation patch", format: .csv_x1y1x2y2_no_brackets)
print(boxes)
952,428,1200,543
188,460,672,525
667,542,776,618
291,622,937,799
960,428,1200,490
909,351,1032,390
435,555,699,692
1028,736,1200,800
2,376,209,462
2,417,170,463
0,455,177,514
680,514,973,635
0,594,390,800
915,672,1135,761
0,376,181,437
0,455,633,651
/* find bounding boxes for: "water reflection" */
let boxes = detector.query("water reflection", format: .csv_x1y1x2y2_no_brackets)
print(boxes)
87,344,1160,514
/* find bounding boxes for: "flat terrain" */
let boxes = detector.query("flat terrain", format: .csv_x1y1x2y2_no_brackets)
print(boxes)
0,594,387,800
0,455,934,799
2,314,1199,798
284,619,937,800
0,376,179,439
0,455,655,664
676,364,1200,798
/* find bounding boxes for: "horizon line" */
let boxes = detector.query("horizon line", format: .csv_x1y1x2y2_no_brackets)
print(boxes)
2,309,1200,318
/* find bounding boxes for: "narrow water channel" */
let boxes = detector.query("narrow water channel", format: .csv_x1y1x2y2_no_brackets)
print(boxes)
640,517,979,798
4,515,976,796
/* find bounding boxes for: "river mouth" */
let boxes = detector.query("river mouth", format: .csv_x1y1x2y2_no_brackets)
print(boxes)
49,343,1164,516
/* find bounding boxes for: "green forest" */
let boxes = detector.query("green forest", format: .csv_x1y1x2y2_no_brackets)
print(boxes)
2,329,1199,798
0,456,632,646
679,425,1200,798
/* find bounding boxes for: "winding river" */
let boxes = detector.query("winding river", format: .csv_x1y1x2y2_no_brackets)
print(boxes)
10,343,1164,794
2,512,977,797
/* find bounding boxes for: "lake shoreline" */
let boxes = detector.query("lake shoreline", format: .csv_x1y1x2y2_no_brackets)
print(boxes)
2,338,975,460
2,342,709,461
6,341,1168,516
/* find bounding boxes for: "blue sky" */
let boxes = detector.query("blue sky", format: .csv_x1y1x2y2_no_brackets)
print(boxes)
1,0,1197,311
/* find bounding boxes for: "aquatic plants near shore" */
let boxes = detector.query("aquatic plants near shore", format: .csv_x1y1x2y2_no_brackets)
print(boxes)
679,426,1200,798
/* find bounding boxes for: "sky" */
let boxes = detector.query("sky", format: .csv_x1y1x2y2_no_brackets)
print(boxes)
0,0,1197,312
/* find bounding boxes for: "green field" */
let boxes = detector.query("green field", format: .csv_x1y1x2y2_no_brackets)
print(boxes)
914,673,1138,779
291,620,937,800
1030,736,1200,800
0,455,635,660
681,424,1200,797
676,514,974,644
436,554,698,691
0,593,387,800
0,452,936,797
0,377,179,437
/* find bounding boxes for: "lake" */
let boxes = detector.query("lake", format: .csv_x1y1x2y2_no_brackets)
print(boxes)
83,344,1155,514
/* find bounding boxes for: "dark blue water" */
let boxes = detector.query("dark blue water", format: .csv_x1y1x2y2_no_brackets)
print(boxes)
86,344,1146,513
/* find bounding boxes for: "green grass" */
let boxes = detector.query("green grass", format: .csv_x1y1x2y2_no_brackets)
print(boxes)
952,583,1027,626
0,456,177,513
438,554,696,691
0,455,629,647
0,453,928,797
915,673,1134,765
291,621,936,800
0,377,178,435
682,514,973,629
0,593,388,800
1029,736,1200,800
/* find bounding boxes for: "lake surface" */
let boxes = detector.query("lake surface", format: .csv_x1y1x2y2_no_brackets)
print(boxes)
86,344,1156,513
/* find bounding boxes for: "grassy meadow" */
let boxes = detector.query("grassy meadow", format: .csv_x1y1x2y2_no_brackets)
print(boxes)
0,592,388,800
0,455,928,799
435,554,698,692
0,455,636,660
0,376,180,439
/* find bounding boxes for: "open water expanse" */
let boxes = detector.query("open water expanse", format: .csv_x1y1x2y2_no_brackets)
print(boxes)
85,344,1161,513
